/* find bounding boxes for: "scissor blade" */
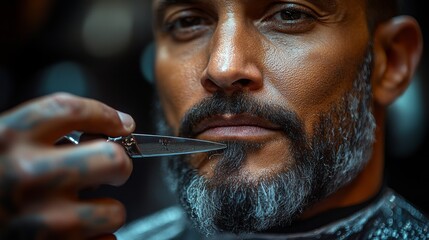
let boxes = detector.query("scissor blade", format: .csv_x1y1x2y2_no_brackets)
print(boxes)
131,133,226,158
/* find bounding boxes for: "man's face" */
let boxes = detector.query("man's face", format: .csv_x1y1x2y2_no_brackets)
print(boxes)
153,0,375,234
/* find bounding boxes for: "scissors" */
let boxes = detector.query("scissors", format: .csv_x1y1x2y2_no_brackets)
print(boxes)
57,131,227,158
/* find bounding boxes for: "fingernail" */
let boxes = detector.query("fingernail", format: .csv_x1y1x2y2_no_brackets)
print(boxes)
118,111,135,131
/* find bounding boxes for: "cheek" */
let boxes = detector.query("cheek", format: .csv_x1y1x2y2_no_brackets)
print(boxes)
267,48,348,106
155,44,206,133
264,36,368,133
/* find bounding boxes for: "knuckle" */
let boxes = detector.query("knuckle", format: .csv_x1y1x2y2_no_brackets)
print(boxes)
100,105,117,120
111,143,132,171
47,92,85,118
79,202,125,237
94,103,121,128
48,92,76,107
49,93,117,124
4,150,59,190
6,161,38,190
109,201,126,230
108,143,133,185
49,92,75,99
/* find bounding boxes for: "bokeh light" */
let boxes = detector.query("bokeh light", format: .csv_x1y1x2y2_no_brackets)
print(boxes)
140,42,155,84
387,76,427,158
38,61,89,96
82,0,133,58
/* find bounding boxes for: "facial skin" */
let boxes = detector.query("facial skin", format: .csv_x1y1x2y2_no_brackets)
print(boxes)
154,0,370,173
153,0,381,235
153,0,374,233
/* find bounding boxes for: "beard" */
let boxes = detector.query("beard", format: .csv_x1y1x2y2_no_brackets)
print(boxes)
154,49,376,235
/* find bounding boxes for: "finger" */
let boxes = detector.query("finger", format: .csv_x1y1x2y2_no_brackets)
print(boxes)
0,92,135,144
5,198,126,240
8,141,133,202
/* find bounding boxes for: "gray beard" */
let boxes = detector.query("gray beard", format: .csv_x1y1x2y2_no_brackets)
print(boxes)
154,49,376,235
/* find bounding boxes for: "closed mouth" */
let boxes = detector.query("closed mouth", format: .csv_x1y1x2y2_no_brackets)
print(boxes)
193,113,282,141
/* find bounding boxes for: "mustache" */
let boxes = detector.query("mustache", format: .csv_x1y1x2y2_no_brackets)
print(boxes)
178,92,306,143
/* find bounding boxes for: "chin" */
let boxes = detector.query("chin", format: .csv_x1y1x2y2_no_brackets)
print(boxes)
190,137,294,183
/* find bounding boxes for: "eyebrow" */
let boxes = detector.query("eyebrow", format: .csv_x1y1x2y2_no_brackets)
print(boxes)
154,0,201,25
156,0,199,9
155,0,338,10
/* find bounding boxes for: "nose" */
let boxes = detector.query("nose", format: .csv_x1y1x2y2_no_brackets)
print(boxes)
201,18,263,94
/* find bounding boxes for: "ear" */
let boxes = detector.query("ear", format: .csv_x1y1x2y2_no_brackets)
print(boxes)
372,16,423,107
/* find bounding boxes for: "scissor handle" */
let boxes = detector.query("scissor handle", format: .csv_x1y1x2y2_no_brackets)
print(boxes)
108,135,141,157
56,131,141,158
55,131,88,145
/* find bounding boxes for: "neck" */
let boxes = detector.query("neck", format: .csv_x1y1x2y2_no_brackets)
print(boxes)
300,107,386,219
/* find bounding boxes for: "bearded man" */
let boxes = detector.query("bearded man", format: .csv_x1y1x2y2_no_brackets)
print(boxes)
0,0,427,239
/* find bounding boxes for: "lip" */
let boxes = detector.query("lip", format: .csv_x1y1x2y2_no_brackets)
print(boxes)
193,113,282,141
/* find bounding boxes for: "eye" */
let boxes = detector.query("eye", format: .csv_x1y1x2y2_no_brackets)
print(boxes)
264,4,317,33
170,16,204,29
165,14,212,41
276,9,306,21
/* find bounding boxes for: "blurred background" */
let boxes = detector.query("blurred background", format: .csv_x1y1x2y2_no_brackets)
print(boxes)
0,0,428,223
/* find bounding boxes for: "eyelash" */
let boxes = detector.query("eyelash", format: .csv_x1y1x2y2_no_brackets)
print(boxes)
264,4,317,33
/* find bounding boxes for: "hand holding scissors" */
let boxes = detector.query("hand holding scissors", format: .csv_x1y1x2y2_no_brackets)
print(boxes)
0,93,225,239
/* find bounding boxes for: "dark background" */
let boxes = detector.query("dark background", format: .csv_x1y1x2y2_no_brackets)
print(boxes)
0,0,428,224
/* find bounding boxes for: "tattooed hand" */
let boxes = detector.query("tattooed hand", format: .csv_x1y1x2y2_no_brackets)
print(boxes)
0,93,135,240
